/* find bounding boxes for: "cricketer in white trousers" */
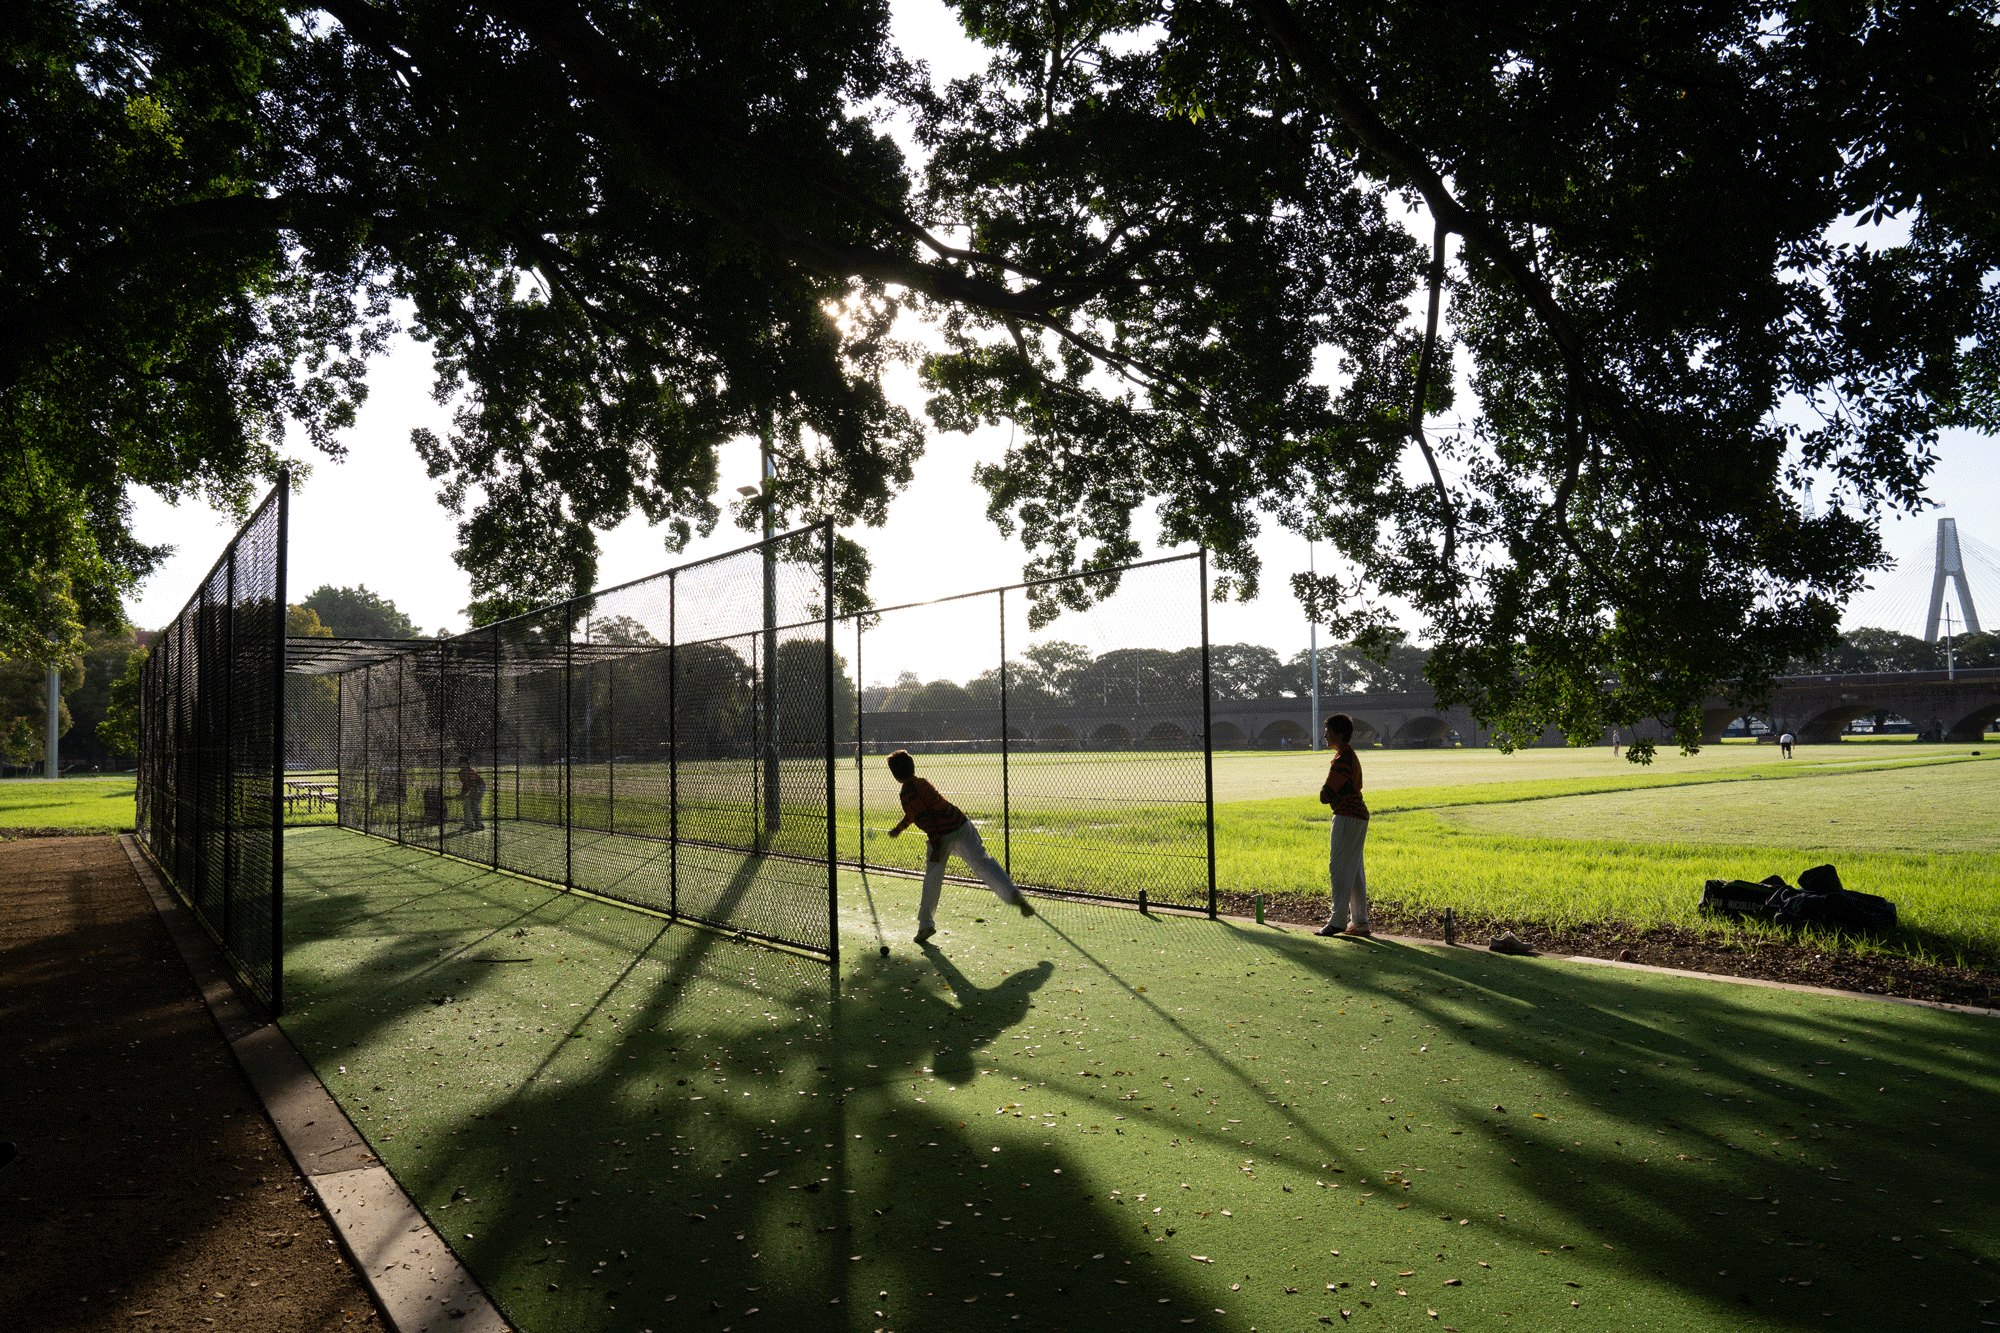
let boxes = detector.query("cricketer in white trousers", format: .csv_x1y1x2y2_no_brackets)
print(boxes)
1326,814,1370,930
918,822,1023,929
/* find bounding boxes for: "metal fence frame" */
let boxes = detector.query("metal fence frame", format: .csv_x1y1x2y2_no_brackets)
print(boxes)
136,476,288,1011
325,521,842,962
840,549,1217,916
138,489,1223,1002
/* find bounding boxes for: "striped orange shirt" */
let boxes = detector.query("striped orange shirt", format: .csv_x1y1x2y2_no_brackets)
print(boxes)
1321,747,1367,820
899,777,968,837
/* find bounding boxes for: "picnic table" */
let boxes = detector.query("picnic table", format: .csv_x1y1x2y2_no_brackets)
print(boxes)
283,779,338,814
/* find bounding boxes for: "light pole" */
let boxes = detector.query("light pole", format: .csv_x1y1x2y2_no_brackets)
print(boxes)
1308,542,1321,750
45,665,61,778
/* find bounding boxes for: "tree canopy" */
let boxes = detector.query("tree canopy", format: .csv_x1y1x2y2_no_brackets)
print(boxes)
299,584,420,640
8,0,1998,756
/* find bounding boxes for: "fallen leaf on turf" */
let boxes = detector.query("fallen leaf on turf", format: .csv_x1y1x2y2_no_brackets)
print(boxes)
1190,1255,1213,1263
1443,1278,1462,1286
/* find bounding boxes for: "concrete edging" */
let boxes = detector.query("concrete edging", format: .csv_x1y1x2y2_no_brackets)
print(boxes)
119,834,511,1333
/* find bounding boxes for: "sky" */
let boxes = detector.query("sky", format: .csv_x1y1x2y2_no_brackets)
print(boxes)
120,1,1999,682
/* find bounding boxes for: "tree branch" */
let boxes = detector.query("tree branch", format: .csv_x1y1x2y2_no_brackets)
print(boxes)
1238,0,1613,428
482,0,1081,310
1407,218,1456,564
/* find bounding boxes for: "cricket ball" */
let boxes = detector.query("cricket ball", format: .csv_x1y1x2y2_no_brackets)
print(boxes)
879,945,890,956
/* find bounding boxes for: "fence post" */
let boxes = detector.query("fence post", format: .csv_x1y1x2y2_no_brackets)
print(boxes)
270,471,289,1014
394,647,405,848
564,606,574,889
489,627,500,866
436,641,445,848
668,569,678,921
1201,547,1217,920
854,609,864,867
222,536,236,953
824,520,838,975
999,587,1010,876
606,653,616,835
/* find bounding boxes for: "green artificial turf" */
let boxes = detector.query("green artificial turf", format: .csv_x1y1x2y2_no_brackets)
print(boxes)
0,777,136,831
280,825,1999,1333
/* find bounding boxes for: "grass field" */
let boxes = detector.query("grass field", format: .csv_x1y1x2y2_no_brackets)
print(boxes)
278,825,2000,1333
1212,751,2000,967
0,777,137,832
31,744,2000,964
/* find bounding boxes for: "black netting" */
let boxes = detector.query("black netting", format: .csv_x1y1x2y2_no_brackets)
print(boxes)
281,669,340,824
843,553,1215,912
334,523,839,957
136,482,288,1008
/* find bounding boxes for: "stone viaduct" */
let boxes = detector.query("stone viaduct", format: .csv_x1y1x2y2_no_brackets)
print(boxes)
858,667,2000,750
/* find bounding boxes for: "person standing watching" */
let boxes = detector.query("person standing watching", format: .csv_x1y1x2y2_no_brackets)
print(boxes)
455,755,487,833
1316,714,1371,938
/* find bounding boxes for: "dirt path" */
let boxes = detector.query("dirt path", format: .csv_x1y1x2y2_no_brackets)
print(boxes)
0,835,383,1332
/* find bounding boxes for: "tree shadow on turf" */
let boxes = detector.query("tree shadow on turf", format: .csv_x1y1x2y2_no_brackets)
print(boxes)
282,828,1247,1332
1180,916,1997,1329
281,828,1997,1332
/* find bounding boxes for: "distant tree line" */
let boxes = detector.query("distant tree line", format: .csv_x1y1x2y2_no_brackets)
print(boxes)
1788,627,2000,675
862,633,1433,713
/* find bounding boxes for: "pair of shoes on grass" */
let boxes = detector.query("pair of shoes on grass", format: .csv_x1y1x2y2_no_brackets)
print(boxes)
1315,923,1372,938
1488,932,1534,955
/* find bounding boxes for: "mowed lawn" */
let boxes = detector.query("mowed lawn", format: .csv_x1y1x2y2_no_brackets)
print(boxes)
1212,749,2000,967
0,777,136,831
33,743,1998,962
277,825,2000,1333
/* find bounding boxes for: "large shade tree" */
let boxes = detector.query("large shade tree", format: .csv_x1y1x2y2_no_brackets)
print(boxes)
7,0,1997,758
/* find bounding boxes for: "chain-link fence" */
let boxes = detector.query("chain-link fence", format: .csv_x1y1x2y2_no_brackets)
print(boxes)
840,552,1215,913
280,671,341,823
137,479,288,1010
331,523,840,958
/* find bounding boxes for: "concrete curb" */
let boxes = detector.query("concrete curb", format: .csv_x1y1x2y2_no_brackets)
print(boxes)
119,834,512,1333
1229,908,2000,1017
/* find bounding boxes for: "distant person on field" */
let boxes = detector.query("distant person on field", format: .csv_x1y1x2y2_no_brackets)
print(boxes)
455,755,487,832
1779,731,1795,759
1610,728,1622,758
1316,713,1371,938
885,749,1033,945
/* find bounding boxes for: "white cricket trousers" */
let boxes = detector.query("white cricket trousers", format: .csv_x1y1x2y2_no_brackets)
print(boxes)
918,823,1021,928
1326,814,1369,929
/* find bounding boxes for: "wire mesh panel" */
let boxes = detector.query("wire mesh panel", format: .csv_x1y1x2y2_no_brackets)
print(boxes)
844,553,1213,911
136,480,287,1009
331,523,838,958
227,502,285,989
492,607,571,886
281,669,341,825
